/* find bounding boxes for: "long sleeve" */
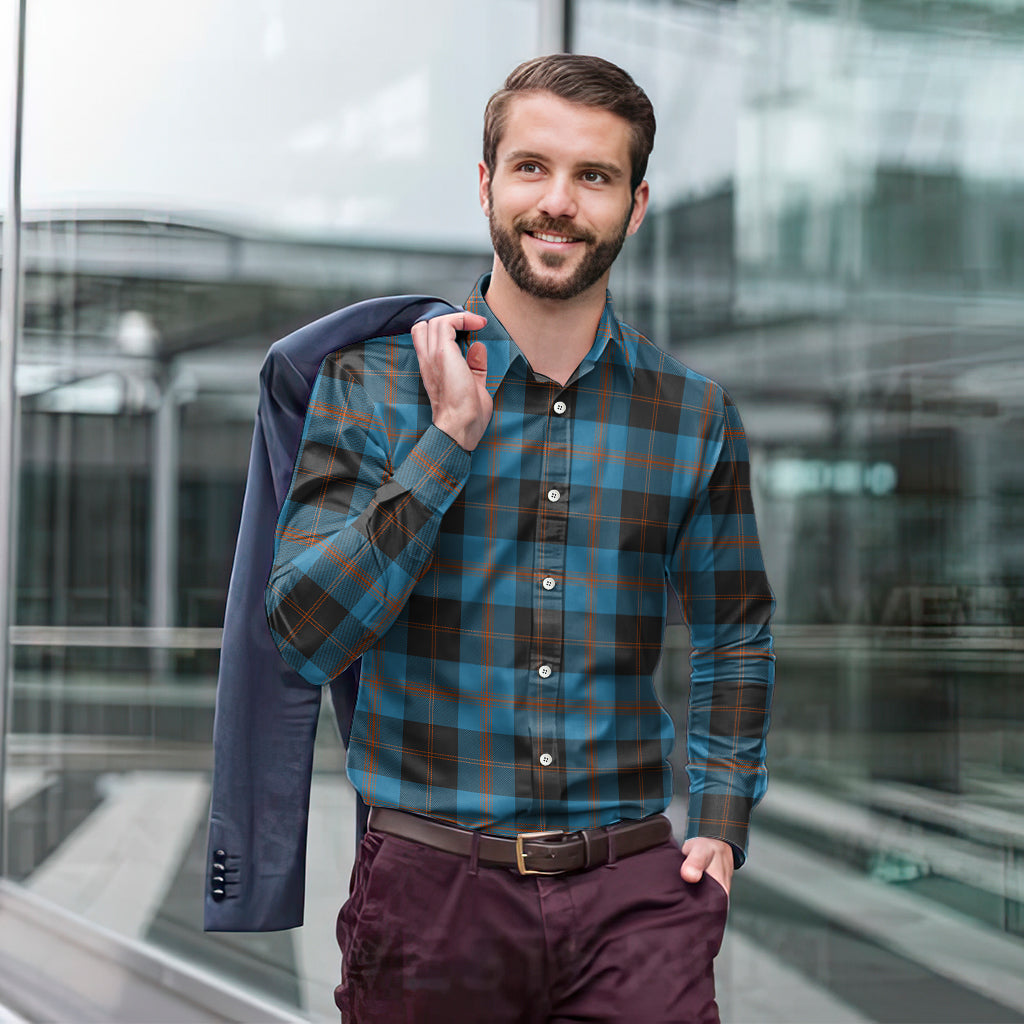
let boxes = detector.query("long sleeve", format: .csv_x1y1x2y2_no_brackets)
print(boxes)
265,351,471,685
669,385,776,866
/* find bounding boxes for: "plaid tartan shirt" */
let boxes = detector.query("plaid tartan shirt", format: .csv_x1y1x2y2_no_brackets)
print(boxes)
266,274,775,863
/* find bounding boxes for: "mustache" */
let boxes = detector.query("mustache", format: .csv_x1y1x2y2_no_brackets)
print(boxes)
513,216,595,245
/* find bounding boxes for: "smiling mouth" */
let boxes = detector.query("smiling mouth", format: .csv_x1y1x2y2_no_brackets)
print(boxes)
527,231,581,244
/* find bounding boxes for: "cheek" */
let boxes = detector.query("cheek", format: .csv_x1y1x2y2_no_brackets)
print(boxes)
492,180,544,212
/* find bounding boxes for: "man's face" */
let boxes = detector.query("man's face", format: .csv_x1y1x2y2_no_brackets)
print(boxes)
480,92,649,301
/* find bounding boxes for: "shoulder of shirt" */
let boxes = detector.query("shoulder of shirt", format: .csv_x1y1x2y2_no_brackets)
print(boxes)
618,319,734,411
317,330,419,382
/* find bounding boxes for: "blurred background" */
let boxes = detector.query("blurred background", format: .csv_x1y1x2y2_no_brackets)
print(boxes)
0,0,1022,1021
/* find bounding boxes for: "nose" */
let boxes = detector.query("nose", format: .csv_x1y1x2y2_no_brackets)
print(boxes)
536,174,577,220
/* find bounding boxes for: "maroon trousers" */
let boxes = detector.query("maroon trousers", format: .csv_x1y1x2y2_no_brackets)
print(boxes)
335,825,729,1023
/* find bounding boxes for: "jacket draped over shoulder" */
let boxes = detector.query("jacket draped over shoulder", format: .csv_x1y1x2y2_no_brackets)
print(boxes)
204,295,458,933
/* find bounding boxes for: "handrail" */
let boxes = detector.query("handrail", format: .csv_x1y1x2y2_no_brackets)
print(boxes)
9,625,224,649
0,880,309,1024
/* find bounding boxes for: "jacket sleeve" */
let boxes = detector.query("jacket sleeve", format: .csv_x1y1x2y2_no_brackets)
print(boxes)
265,349,471,684
669,385,776,867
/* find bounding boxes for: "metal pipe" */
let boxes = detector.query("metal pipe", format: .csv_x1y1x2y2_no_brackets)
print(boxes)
537,0,570,52
0,0,28,878
149,364,179,635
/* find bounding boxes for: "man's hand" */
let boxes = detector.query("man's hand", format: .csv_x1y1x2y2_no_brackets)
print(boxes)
412,311,491,451
680,836,734,896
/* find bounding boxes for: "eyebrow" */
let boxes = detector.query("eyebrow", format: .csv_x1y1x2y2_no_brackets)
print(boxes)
502,150,626,181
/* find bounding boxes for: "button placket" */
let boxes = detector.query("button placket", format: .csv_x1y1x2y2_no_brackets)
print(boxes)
530,387,571,804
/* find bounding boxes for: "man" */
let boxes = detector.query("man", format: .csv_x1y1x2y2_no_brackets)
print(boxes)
266,54,775,1023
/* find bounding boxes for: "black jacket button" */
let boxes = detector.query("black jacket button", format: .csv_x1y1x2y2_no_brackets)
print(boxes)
212,862,226,873
212,888,226,902
214,849,226,859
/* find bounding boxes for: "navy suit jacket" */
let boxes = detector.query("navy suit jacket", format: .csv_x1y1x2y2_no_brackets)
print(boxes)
204,294,458,932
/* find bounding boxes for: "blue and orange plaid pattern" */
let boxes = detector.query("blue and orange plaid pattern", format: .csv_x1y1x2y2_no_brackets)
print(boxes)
266,275,775,862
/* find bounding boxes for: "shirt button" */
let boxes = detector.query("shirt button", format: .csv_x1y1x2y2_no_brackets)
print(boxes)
547,488,560,503
538,664,552,679
539,753,553,766
542,577,556,591
553,400,567,415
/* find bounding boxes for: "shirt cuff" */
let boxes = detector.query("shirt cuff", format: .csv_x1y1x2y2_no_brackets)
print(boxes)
685,789,754,868
391,423,473,515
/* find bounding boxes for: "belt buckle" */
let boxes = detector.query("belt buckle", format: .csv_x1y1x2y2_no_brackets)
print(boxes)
515,830,567,875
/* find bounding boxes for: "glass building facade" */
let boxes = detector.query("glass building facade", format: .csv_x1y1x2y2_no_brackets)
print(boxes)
1,1,1023,1020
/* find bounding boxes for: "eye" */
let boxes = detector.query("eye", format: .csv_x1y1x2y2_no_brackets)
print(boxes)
582,170,608,184
517,162,541,175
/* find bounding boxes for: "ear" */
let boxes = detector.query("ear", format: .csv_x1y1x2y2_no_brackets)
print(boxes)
625,180,650,237
478,161,492,216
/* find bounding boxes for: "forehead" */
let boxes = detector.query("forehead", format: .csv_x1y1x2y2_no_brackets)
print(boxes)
497,91,632,169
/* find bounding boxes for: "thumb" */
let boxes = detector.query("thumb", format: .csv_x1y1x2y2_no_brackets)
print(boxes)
680,846,709,883
466,340,488,376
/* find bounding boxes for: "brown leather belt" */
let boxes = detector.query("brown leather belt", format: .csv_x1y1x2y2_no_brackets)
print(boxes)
367,807,673,875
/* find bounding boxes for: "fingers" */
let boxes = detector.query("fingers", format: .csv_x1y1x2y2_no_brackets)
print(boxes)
413,312,488,380
411,313,487,377
454,311,488,332
412,310,487,344
411,311,493,452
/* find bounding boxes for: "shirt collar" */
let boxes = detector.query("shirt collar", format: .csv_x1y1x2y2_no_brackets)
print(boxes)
462,273,637,395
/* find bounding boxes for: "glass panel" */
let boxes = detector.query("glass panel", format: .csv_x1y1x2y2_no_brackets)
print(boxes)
0,0,19,901
575,1,1024,1021
12,1,539,1018
21,0,538,248
0,1,12,218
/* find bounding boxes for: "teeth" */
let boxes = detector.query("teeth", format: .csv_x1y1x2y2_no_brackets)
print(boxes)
533,232,575,244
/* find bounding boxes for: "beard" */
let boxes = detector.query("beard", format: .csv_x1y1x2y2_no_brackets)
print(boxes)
488,188,631,301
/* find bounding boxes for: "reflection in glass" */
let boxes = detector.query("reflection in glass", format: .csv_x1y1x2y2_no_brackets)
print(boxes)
578,1,1024,1020
8,1,537,1018
6,0,1024,1019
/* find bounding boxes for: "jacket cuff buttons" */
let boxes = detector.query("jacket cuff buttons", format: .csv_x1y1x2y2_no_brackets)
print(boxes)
211,849,228,901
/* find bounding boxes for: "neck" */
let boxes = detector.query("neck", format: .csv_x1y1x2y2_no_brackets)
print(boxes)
484,259,608,386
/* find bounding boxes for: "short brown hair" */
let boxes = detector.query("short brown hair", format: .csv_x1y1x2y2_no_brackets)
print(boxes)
483,54,656,193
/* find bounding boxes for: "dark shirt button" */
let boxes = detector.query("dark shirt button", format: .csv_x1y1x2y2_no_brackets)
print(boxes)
213,861,225,873
214,849,226,859
211,888,226,902
212,875,225,886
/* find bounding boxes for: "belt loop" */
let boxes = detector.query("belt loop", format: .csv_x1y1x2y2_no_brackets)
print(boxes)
468,830,480,877
581,829,593,869
606,827,618,869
